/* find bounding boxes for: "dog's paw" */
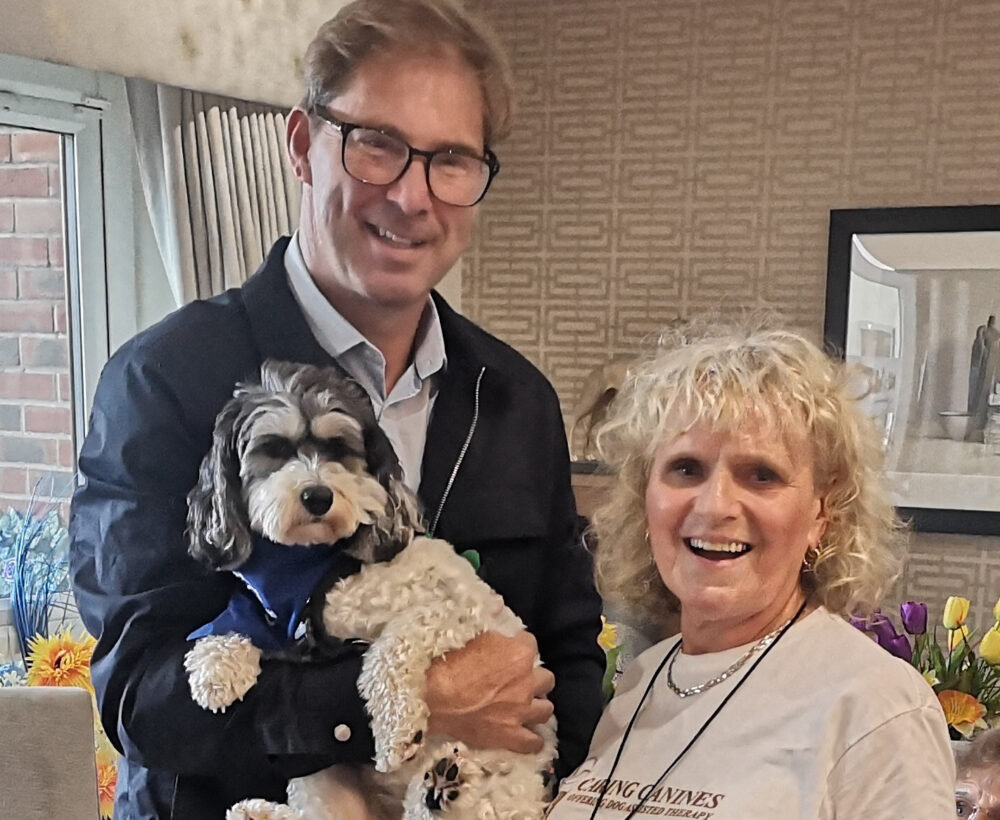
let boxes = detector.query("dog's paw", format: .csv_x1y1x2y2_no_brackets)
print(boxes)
184,633,262,713
227,798,298,820
422,749,464,813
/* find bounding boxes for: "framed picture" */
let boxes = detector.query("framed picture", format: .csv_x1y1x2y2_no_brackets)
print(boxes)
825,205,1000,535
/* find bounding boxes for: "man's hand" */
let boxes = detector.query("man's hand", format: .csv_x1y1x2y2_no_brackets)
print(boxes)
424,631,555,754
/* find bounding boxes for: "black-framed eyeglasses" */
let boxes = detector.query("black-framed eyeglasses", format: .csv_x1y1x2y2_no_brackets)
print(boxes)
310,106,500,207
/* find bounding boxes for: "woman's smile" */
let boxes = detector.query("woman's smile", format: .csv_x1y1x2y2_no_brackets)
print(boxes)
684,537,753,559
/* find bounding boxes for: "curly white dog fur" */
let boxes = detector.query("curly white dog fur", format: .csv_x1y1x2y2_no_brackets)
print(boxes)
183,360,556,820
184,632,262,713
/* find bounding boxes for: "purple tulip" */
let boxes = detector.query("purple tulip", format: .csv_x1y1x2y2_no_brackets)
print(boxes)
886,633,913,662
868,613,900,649
899,602,928,635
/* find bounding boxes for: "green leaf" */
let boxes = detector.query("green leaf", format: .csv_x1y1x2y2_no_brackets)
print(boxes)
459,550,481,571
930,642,947,679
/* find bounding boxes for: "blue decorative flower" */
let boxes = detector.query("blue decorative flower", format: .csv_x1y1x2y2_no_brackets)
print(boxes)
0,661,26,687
1,496,71,663
1,556,14,585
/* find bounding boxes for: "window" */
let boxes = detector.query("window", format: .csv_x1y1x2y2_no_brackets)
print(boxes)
0,53,134,648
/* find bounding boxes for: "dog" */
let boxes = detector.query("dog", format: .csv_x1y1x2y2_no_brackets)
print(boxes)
182,359,557,820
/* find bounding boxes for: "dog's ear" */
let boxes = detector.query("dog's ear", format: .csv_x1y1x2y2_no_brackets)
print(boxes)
342,421,424,563
363,418,404,487
186,397,254,570
381,474,422,542
347,475,422,563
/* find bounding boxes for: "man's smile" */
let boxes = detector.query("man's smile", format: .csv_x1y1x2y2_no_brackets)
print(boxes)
367,222,428,248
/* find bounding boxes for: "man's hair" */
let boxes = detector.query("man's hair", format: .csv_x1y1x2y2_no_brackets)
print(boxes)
591,321,903,630
300,0,514,146
957,727,1000,777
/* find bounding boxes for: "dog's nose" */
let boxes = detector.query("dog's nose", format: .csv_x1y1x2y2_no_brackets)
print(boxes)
300,486,333,516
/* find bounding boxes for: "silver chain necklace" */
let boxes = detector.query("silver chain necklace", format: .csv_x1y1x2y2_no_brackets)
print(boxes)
586,598,808,820
665,616,793,699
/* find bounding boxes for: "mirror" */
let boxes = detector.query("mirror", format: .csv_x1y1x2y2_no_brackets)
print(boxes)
825,205,1000,534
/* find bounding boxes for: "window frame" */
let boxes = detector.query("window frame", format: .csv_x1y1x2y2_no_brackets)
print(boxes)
0,53,135,622
0,52,135,431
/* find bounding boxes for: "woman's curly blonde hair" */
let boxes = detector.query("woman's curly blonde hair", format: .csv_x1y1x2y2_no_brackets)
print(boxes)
591,323,903,632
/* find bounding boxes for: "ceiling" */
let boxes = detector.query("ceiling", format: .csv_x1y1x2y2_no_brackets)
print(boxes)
0,0,351,106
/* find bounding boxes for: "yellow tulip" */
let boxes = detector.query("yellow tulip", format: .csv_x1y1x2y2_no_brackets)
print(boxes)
993,595,1000,625
598,616,619,652
981,627,1000,664
943,596,971,630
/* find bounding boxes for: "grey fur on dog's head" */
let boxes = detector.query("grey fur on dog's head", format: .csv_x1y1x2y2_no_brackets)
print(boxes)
186,359,422,570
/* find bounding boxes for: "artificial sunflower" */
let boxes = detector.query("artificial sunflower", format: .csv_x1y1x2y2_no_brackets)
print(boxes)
95,739,118,819
938,689,988,738
25,628,96,692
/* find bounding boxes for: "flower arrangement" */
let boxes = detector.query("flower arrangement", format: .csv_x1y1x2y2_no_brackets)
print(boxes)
0,496,117,818
853,597,1000,739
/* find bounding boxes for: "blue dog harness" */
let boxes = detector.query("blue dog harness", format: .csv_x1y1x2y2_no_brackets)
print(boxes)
188,535,361,651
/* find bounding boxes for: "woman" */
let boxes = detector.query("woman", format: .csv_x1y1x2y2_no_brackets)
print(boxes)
547,326,955,819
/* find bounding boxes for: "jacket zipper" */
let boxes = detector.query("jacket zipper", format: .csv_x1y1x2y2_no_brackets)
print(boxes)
427,366,485,537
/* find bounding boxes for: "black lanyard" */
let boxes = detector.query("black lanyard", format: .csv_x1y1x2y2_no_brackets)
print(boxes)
587,598,810,820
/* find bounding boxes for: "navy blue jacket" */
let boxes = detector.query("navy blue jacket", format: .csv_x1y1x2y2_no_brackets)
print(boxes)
69,238,604,819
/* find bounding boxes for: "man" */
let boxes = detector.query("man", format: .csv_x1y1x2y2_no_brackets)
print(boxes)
956,728,1000,820
69,0,605,817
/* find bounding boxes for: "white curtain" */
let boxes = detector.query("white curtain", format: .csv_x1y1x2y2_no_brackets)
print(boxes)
126,79,301,304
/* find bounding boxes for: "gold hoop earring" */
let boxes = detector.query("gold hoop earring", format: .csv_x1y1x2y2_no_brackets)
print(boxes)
802,543,822,572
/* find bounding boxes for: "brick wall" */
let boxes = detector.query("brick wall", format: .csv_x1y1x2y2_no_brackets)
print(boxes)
0,127,74,516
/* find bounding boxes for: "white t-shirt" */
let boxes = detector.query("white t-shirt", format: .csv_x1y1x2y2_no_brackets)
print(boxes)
547,608,954,820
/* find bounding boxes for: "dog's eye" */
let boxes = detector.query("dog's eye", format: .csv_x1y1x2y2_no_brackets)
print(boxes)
256,436,296,460
315,438,361,462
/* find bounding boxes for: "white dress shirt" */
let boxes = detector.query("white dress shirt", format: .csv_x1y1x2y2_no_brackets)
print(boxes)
283,232,446,492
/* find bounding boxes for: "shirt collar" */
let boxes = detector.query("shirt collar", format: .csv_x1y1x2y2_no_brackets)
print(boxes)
412,297,447,381
284,230,447,382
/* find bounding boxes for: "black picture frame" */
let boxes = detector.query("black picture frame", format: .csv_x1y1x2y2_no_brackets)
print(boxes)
825,204,1000,535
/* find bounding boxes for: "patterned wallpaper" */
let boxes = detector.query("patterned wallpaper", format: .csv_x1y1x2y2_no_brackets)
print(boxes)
468,0,1000,413
892,532,1000,635
465,0,1000,621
